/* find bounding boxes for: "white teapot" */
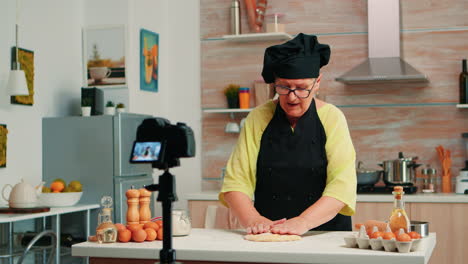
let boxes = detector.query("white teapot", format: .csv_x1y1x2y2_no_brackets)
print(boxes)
2,179,44,208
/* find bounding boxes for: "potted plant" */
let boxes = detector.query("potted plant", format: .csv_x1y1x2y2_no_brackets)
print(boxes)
116,103,126,113
104,101,115,115
81,98,92,116
224,84,240,108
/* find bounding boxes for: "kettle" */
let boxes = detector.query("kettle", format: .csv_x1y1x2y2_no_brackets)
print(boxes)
2,179,44,208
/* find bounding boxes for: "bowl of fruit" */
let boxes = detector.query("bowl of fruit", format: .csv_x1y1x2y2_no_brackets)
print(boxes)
39,179,83,207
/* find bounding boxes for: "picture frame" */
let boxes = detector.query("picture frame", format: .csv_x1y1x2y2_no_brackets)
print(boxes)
10,47,34,106
82,25,127,87
0,124,7,168
140,29,159,93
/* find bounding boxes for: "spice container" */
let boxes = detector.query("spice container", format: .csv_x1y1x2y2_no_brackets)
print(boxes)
239,87,250,109
265,13,285,33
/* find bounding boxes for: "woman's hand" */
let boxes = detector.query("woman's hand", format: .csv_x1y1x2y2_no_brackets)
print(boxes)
270,216,310,235
246,217,286,234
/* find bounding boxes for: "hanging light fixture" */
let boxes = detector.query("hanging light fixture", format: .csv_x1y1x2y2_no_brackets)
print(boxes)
7,0,29,96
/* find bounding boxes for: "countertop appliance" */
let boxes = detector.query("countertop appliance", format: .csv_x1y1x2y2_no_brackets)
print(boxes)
42,113,154,230
456,133,468,194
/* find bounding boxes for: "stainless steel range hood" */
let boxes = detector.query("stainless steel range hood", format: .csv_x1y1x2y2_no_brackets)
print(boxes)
335,0,428,84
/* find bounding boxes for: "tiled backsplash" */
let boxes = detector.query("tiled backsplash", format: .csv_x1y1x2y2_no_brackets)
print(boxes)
200,0,468,191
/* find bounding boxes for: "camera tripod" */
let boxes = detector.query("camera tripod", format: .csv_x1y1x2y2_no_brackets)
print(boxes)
145,169,179,264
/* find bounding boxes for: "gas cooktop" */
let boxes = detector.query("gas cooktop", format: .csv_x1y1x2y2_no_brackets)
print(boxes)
357,185,418,194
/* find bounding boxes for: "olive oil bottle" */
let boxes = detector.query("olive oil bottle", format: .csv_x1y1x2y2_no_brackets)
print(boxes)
389,186,410,233
460,59,468,104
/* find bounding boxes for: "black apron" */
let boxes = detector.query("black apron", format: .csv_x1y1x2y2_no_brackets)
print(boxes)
254,99,351,231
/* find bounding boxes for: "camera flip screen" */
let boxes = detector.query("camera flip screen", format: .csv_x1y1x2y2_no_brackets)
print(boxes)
130,141,162,163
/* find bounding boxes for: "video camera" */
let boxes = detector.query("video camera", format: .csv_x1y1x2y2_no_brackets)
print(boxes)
129,117,195,169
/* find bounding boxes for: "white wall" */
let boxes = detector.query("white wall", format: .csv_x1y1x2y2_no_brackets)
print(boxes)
127,0,202,211
0,0,84,189
1,0,201,212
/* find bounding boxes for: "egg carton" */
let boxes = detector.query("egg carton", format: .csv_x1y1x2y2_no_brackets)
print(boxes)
343,235,422,253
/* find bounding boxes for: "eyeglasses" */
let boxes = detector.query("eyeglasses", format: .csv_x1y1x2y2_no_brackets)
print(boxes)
273,80,316,99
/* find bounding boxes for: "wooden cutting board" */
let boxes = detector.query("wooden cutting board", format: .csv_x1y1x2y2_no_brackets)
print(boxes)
0,207,50,214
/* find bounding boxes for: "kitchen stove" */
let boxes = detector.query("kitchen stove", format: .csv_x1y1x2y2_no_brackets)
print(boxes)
357,184,417,194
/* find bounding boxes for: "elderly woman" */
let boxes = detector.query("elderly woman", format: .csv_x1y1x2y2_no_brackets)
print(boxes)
219,33,356,235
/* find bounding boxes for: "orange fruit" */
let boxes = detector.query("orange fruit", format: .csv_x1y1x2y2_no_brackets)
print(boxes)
382,232,396,240
132,229,147,242
370,231,384,239
157,228,163,240
50,181,65,192
114,223,126,232
397,233,412,242
143,222,160,232
408,231,421,239
118,229,131,243
127,224,143,233
145,228,157,241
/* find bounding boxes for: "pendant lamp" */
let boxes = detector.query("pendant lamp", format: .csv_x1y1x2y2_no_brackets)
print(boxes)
7,0,29,96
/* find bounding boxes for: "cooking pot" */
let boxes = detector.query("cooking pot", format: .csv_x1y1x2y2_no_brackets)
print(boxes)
356,161,382,185
380,152,421,185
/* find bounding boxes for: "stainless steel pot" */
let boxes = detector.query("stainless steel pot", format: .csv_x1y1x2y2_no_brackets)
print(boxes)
380,152,421,185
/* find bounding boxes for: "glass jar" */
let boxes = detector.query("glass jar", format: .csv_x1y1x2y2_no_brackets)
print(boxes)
172,210,191,236
265,13,285,33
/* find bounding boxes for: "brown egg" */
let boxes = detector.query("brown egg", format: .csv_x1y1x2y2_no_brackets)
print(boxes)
115,223,127,232
143,221,160,232
127,224,143,233
383,232,396,240
145,228,157,241
157,228,163,241
132,229,147,242
408,231,421,239
118,229,131,243
396,233,412,242
370,231,384,239
154,220,163,228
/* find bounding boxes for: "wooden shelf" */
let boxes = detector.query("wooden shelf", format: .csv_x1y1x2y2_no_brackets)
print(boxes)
202,108,253,113
456,104,468,108
222,32,293,42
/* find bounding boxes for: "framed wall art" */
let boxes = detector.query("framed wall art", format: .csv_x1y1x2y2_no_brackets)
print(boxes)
0,124,7,168
83,25,126,87
10,47,34,106
140,29,159,93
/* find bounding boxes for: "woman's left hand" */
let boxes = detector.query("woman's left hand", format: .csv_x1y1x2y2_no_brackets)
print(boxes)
270,216,310,235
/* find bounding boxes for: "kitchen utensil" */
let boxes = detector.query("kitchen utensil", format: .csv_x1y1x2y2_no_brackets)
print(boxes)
2,179,44,208
380,152,420,185
356,161,382,185
410,221,429,237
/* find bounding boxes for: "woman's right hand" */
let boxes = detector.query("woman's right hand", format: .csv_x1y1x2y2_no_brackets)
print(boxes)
246,217,286,234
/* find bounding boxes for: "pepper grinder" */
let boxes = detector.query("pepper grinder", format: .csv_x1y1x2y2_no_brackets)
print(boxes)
126,186,140,225
139,187,152,225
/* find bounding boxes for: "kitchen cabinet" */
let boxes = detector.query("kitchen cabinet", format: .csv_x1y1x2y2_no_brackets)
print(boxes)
410,203,468,264
188,201,242,229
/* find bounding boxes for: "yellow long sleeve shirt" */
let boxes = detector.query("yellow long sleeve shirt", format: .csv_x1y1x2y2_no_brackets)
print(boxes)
219,100,357,216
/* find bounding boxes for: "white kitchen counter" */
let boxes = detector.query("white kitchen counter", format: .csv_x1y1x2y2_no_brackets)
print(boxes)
72,229,436,264
186,191,468,203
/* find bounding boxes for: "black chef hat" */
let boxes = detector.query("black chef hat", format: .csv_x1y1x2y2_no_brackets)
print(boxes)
261,33,331,83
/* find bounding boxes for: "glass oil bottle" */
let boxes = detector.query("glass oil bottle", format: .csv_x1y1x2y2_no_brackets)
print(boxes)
388,186,410,233
96,196,118,243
